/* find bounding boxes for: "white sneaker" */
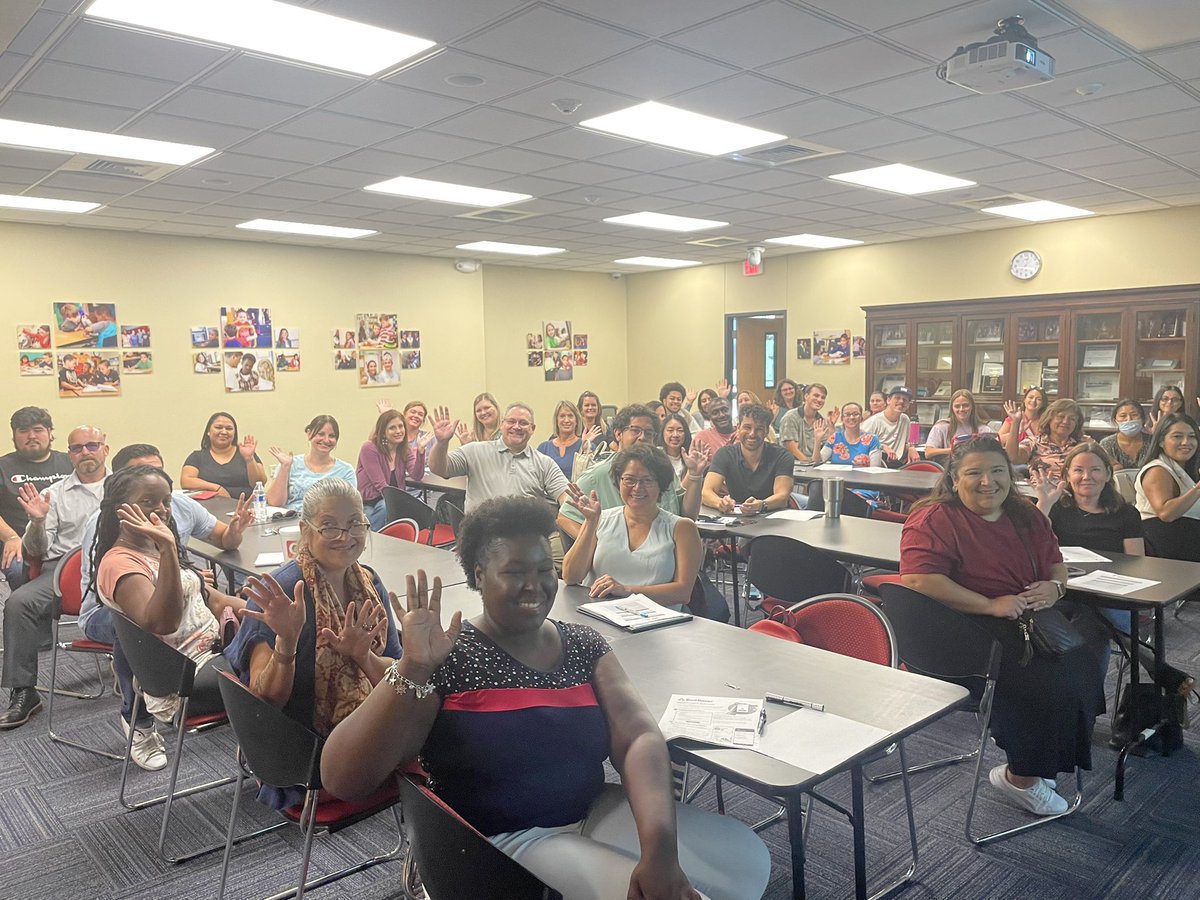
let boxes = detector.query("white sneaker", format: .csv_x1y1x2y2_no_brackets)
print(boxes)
988,764,1067,815
1043,778,1056,790
122,717,168,771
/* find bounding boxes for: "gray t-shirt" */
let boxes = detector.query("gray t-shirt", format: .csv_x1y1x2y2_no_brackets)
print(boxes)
862,411,911,456
443,439,570,513
779,409,823,461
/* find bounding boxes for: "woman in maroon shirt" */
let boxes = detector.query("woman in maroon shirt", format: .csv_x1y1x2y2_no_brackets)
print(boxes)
900,437,1106,818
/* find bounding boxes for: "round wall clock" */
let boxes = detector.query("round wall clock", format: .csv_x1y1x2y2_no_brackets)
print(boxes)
1010,249,1041,280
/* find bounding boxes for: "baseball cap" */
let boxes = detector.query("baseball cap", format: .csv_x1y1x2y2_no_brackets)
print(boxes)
887,385,913,399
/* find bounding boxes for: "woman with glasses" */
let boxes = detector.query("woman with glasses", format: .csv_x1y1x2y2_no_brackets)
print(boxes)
225,478,400,806
563,444,702,611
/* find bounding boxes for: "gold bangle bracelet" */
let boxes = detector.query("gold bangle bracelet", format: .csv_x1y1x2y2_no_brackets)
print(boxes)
272,647,297,664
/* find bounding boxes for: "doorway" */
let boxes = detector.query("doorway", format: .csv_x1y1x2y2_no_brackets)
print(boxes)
725,311,786,409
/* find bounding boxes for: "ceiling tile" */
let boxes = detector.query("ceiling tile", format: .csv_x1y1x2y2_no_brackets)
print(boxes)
1148,43,1200,80
949,111,1077,146
125,113,256,149
155,87,304,130
6,9,63,56
806,0,966,32
833,67,964,114
491,77,636,124
313,0,529,45
516,126,635,160
384,48,547,102
763,37,926,94
200,56,358,107
1065,84,1195,126
429,106,561,143
596,143,704,174
902,93,1036,131
192,153,309,179
323,82,473,128
462,146,576,175
1037,28,1126,74
554,0,746,37
807,117,931,153
458,7,643,76
571,42,736,99
0,91,133,131
232,132,357,165
1108,107,1200,141
276,110,406,146
376,130,499,163
0,52,30,90
321,147,442,176
1031,59,1170,109
672,2,857,68
670,72,813,120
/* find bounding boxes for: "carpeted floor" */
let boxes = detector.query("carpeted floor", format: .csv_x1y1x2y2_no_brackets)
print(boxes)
2,591,1199,900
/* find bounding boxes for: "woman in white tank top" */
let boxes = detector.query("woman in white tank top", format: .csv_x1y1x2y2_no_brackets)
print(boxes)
1134,413,1200,560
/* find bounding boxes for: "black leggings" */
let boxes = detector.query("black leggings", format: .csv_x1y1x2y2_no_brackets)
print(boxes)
186,655,231,718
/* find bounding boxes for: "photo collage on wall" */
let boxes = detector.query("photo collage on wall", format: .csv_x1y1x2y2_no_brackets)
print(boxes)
219,307,275,393
331,314,421,386
528,320,587,381
801,329,866,364
16,303,126,397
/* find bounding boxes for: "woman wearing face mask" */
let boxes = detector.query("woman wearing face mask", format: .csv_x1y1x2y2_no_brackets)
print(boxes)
1099,399,1151,470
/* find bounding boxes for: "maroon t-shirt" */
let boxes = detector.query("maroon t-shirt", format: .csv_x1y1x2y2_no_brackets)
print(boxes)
901,501,1062,598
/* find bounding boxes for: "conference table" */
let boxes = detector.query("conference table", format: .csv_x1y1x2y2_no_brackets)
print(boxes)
793,464,941,495
439,582,968,900
405,471,467,502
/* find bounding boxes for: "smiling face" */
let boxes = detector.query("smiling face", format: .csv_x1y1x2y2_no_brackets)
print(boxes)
500,406,535,451
124,473,172,529
1049,409,1079,443
308,423,338,455
868,392,886,414
887,392,910,415
954,450,1011,519
805,386,826,413
301,494,368,570
737,416,768,452
385,415,406,448
780,382,796,406
366,360,378,377
951,395,973,424
663,390,684,413
616,415,655,451
1161,422,1198,465
1159,389,1184,415
580,395,599,422
208,415,236,450
662,419,686,452
476,534,558,636
475,399,499,429
556,406,577,437
709,399,733,433
1065,452,1108,507
616,458,661,511
382,353,394,372
841,403,863,430
405,404,427,431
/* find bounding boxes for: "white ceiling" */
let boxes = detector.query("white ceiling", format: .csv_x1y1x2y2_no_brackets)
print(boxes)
0,0,1198,270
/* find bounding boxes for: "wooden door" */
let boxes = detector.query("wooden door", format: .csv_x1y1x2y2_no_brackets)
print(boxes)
726,313,785,406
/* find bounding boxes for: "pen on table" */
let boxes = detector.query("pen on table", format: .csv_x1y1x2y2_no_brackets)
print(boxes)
757,705,767,735
765,692,825,712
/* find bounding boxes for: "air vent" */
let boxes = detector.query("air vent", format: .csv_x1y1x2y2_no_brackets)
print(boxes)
456,207,539,223
727,139,842,166
686,235,746,248
953,192,1034,211
57,156,177,181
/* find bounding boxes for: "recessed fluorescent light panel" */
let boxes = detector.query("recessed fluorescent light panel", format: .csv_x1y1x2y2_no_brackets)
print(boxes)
237,219,376,239
85,0,436,76
981,200,1094,222
365,176,531,208
765,233,863,249
829,163,975,195
614,256,702,269
603,211,728,232
0,194,101,214
457,241,564,256
0,117,213,165
579,102,786,156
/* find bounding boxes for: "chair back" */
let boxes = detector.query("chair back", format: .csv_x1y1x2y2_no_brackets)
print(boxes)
111,611,198,699
901,460,943,473
786,593,897,666
382,486,434,531
840,488,873,518
216,672,320,789
434,496,465,535
748,619,803,643
380,518,419,542
1112,468,1138,504
878,584,1001,687
53,547,84,617
399,776,561,900
747,535,850,604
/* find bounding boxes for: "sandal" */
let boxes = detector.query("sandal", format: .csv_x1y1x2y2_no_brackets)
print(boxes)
1154,662,1196,697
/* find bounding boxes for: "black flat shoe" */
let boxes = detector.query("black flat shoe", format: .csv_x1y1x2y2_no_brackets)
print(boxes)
1154,663,1196,697
0,688,43,730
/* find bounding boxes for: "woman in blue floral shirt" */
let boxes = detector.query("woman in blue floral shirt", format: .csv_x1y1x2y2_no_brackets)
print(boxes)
821,401,883,467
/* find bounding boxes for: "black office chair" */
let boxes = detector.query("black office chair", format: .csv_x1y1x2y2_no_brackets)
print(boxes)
747,534,852,609
399,775,561,900
878,583,1083,845
215,673,404,900
383,486,455,547
433,495,465,547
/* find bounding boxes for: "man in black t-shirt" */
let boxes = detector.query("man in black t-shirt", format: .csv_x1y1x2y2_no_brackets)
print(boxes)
0,408,73,588
702,404,795,515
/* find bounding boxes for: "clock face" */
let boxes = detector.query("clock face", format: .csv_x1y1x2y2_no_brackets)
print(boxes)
1011,250,1041,280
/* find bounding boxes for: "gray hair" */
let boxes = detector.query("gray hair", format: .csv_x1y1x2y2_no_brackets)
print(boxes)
300,477,364,524
505,402,536,425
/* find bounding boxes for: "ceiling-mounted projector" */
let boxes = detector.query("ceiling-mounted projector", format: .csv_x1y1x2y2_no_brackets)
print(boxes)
939,16,1054,94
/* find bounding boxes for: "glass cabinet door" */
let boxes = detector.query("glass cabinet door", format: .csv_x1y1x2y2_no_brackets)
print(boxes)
1075,312,1123,428
914,320,954,402
1014,314,1061,399
964,316,1005,397
872,322,908,394
1135,307,1187,411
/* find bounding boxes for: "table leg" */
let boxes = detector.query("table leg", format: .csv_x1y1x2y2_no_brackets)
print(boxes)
1115,609,1142,801
729,536,743,628
851,766,867,900
785,793,806,900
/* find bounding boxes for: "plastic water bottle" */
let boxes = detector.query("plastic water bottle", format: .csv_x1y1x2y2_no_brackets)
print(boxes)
252,481,267,524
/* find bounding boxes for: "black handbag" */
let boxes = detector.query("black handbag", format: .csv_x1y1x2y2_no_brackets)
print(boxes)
1017,608,1084,665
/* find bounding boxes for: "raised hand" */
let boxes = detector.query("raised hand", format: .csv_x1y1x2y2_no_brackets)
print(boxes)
241,574,307,649
1002,399,1020,420
431,406,458,443
239,434,258,460
685,388,697,404
588,573,629,599
566,484,601,525
1031,469,1065,508
812,418,832,444
116,502,177,551
1148,409,1162,432
454,421,473,444
826,407,840,427
715,377,732,398
16,483,50,521
269,446,293,467
320,598,387,665
376,398,394,414
682,442,710,475
582,424,603,446
394,570,461,672
227,492,253,539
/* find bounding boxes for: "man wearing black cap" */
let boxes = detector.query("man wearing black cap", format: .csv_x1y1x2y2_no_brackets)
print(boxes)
0,407,74,588
862,386,920,465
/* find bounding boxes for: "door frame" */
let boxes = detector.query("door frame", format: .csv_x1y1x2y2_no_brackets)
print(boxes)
724,309,787,397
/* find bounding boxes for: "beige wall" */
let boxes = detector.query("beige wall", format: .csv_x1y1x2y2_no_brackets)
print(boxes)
627,206,1200,408
1,221,623,474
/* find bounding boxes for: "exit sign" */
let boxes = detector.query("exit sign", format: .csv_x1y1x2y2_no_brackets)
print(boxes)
743,259,763,276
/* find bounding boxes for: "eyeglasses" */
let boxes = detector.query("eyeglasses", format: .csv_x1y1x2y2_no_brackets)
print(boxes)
622,426,654,437
502,417,532,428
619,476,659,490
68,441,103,454
315,522,370,540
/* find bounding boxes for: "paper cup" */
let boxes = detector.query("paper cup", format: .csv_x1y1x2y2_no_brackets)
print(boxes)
280,525,302,560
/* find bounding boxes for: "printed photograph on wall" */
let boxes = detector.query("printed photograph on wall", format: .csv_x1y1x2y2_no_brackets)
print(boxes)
57,350,121,397
378,350,402,382
573,333,588,350
400,330,420,349
53,302,119,349
796,338,812,360
355,313,398,349
543,320,572,351
223,350,275,393
358,349,385,387
527,351,543,368
192,351,221,373
120,324,151,348
276,352,301,372
852,335,866,359
544,349,573,382
19,352,54,376
17,324,52,350
332,328,357,350
334,349,357,370
526,332,543,350
402,351,421,370
573,350,588,367
121,351,153,374
220,307,272,349
812,329,851,366
191,326,219,348
274,326,300,349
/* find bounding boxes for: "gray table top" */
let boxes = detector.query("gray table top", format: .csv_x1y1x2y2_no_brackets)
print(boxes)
406,472,468,495
793,465,941,492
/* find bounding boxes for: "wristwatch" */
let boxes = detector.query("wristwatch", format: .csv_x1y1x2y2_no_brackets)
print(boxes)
1051,579,1066,599
384,659,436,699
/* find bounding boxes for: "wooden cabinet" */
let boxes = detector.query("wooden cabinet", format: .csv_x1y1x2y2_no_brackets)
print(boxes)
863,287,1199,433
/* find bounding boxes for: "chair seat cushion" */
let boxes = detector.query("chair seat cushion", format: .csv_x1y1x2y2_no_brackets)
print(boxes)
419,524,456,546
861,574,903,595
67,639,114,652
284,781,402,826
184,712,228,729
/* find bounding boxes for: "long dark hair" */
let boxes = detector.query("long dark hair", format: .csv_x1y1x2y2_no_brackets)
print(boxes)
370,409,408,460
199,411,239,451
88,466,208,606
661,412,692,453
912,436,1037,526
1144,412,1200,481
1058,442,1124,514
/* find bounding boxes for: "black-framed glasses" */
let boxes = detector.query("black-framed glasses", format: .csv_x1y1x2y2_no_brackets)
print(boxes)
68,441,103,454
268,509,298,520
316,522,370,540
618,476,658,490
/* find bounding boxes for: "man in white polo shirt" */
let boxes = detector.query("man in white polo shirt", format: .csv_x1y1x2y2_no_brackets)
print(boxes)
862,385,920,466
